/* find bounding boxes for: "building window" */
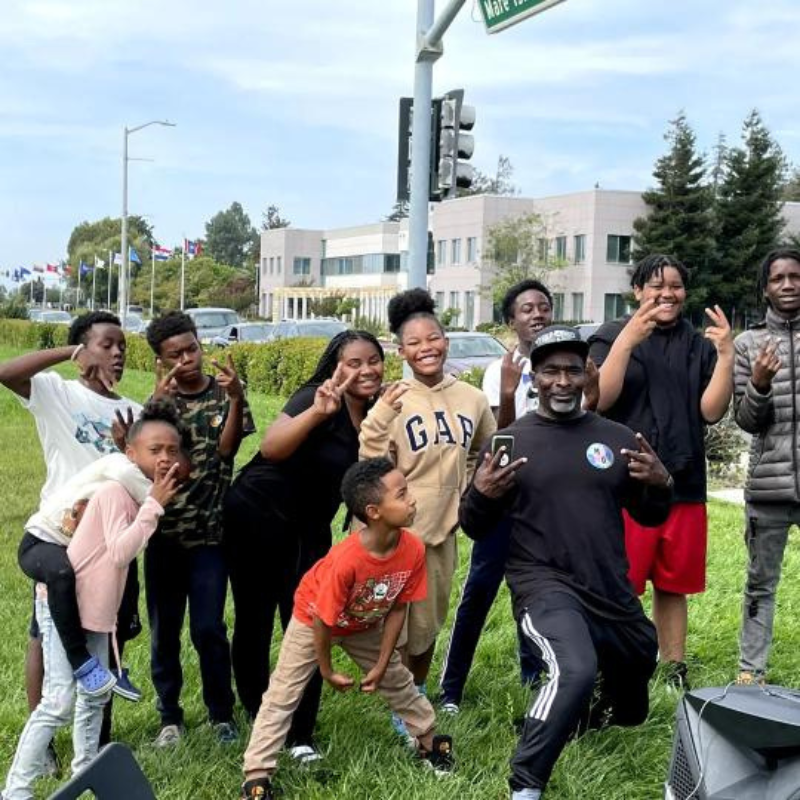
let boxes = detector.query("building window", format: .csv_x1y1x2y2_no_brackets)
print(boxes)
276,256,282,274
552,293,564,321
574,234,586,263
606,235,632,264
449,291,460,312
293,257,311,275
604,293,629,320
269,257,274,275
464,291,475,329
262,258,268,276
467,236,477,263
451,238,461,265
537,238,549,262
555,236,567,260
436,239,447,267
571,292,584,321
435,291,445,311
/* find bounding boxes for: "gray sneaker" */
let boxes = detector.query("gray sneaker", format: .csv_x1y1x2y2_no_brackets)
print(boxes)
213,721,238,744
154,723,184,747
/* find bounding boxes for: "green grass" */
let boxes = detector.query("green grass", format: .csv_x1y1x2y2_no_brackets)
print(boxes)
2,344,800,798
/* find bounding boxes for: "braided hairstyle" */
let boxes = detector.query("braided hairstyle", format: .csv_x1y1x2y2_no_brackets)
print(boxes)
387,288,443,340
757,248,800,304
629,254,689,290
303,330,385,387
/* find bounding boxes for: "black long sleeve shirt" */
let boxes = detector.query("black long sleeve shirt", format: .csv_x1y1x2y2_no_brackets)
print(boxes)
459,412,673,621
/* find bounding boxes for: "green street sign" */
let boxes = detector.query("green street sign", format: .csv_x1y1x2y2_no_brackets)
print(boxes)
478,0,566,34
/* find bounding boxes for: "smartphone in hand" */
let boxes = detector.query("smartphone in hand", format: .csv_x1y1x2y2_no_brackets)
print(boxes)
491,435,515,467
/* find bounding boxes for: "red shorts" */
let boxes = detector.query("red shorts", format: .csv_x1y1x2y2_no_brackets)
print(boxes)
623,503,707,596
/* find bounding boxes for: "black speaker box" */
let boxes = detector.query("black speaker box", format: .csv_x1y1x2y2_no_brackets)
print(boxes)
665,685,800,799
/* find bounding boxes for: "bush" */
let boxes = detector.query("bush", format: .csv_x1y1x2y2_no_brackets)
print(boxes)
458,366,486,389
0,295,30,320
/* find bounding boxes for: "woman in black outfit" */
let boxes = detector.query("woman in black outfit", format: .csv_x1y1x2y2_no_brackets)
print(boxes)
223,330,385,757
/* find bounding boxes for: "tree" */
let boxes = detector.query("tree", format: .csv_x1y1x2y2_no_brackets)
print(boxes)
384,199,409,221
712,110,787,321
783,165,800,202
261,204,291,230
482,211,569,306
205,202,257,269
458,155,518,197
632,113,716,317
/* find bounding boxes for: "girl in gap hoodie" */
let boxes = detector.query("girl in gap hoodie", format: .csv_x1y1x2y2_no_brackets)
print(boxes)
359,289,495,701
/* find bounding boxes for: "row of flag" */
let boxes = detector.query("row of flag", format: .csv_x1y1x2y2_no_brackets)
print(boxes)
6,240,203,283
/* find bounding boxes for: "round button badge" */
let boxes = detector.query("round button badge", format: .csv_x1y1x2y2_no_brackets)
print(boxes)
586,442,614,470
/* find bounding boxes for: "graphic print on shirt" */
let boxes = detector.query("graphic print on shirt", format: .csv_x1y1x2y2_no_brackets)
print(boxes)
335,570,412,628
586,442,614,470
72,413,118,455
404,411,476,453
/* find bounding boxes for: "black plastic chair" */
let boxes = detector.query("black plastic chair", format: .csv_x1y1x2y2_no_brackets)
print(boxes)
48,742,156,799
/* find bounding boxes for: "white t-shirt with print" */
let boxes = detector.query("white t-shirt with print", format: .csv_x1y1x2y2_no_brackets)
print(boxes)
482,349,538,419
20,371,143,505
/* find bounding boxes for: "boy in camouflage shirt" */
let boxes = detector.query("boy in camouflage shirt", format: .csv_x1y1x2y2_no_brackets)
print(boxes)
145,311,255,746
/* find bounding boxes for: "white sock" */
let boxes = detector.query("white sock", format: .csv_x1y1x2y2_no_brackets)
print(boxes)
511,789,542,800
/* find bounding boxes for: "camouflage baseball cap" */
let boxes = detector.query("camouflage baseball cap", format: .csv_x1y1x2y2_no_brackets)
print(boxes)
529,325,589,367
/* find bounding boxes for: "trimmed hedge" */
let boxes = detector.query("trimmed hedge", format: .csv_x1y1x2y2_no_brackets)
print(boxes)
0,321,403,398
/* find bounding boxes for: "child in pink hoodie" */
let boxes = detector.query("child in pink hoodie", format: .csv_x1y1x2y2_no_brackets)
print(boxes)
3,400,184,800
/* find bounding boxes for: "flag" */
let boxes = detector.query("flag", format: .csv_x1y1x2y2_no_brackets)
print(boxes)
80,261,92,277
60,263,72,276
183,239,202,257
46,263,59,274
95,256,106,269
32,265,44,273
19,267,31,278
153,245,171,261
113,252,123,266
13,268,20,282
129,246,142,265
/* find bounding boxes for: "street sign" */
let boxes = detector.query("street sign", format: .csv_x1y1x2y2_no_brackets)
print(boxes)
478,0,566,34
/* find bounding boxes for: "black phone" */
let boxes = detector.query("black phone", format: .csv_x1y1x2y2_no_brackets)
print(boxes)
491,434,515,467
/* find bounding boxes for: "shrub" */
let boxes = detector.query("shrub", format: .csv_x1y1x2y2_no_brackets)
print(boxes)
458,366,486,389
0,295,30,320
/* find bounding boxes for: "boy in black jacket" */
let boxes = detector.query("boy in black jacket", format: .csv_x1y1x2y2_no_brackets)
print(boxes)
459,326,673,800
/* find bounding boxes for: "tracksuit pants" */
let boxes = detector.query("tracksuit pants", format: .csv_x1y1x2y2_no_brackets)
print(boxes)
510,590,657,792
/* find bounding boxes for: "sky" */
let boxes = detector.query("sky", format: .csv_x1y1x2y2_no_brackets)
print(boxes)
2,0,800,282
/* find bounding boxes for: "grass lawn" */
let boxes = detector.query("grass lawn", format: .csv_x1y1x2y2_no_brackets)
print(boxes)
2,344,800,798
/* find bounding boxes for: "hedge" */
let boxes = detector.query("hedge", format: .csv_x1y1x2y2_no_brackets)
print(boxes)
0,320,403,398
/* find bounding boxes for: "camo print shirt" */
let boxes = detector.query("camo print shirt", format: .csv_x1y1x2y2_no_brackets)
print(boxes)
153,376,255,547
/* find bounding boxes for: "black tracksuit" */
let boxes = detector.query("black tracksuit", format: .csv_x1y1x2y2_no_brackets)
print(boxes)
459,411,672,793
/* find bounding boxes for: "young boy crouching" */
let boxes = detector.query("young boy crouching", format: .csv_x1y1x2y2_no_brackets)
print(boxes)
240,457,454,799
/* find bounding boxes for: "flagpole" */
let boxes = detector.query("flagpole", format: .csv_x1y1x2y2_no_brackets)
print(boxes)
150,251,156,318
108,250,113,309
41,276,46,310
180,242,186,311
77,265,82,309
91,260,97,311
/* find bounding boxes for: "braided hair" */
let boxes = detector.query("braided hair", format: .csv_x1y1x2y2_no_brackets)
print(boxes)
387,288,443,340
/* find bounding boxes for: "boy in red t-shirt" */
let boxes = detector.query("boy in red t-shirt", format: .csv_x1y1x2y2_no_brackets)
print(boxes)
240,457,454,799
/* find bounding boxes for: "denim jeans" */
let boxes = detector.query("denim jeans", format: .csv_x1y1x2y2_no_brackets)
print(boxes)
3,593,109,800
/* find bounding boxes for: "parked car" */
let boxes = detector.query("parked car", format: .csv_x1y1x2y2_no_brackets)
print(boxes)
185,307,241,343
443,331,508,376
574,322,601,341
122,313,148,335
211,322,275,347
271,319,348,341
38,310,72,325
27,308,43,322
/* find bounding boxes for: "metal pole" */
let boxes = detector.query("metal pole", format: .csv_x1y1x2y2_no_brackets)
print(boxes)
425,0,467,47
180,246,186,311
120,126,129,326
408,0,436,290
108,249,113,309
91,262,97,311
150,252,155,318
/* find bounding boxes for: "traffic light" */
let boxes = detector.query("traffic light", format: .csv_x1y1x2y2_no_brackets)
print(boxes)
436,89,475,199
396,97,413,203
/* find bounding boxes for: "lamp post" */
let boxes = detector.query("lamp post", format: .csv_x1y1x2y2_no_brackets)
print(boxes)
120,120,175,326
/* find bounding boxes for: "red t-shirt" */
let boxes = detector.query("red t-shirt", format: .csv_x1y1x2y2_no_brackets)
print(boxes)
293,529,427,636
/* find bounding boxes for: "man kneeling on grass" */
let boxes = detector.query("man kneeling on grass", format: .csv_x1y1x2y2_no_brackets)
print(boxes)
240,457,453,799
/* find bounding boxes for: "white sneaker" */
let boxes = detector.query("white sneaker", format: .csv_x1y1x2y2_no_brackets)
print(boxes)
288,744,323,766
153,723,184,747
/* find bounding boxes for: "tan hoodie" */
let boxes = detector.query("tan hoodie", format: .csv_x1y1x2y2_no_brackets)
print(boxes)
359,375,496,547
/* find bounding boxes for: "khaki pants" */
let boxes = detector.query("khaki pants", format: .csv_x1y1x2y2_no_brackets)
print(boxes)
243,617,437,780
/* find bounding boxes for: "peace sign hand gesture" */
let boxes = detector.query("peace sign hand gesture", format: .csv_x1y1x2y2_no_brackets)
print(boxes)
752,336,781,393
212,354,244,401
312,364,357,417
621,433,671,488
500,350,525,399
473,447,527,499
704,305,734,358
153,359,180,399
379,381,410,413
621,298,660,348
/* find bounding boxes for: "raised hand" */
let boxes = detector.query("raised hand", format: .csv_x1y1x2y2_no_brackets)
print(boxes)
582,357,600,411
473,447,527,499
153,359,180,399
75,348,117,393
621,298,660,347
379,381,411,413
621,433,671,487
150,463,182,507
500,350,525,398
111,406,136,451
704,305,734,357
312,363,357,417
752,337,781,393
212,354,244,401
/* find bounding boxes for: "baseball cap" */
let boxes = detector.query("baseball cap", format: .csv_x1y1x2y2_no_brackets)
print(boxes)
529,325,589,368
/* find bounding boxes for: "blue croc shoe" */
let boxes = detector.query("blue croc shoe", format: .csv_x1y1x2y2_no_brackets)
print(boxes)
73,657,116,697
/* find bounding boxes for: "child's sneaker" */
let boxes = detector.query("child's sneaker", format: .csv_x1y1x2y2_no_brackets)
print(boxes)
73,657,116,697
736,670,766,687
214,721,239,744
420,734,454,776
111,667,142,702
288,744,323,766
240,777,275,799
439,699,460,715
153,723,184,748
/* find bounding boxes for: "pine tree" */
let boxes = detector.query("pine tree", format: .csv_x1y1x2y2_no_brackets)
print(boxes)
632,113,716,317
712,110,787,323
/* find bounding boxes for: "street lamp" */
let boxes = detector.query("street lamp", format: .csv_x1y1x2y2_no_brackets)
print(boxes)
120,119,175,326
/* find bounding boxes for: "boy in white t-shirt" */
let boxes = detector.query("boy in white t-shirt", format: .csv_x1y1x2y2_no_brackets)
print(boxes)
0,312,143,760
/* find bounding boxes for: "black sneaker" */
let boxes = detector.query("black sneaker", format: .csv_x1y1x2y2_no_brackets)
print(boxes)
111,667,142,702
663,661,690,692
421,734,454,776
240,778,275,799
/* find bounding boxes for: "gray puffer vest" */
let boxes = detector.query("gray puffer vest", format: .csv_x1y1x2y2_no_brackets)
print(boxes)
733,307,800,504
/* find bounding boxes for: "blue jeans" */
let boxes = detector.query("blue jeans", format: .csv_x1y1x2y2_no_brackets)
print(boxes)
144,537,234,727
3,593,109,800
440,520,542,704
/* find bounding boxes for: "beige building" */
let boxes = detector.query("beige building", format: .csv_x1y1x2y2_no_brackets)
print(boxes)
258,190,800,328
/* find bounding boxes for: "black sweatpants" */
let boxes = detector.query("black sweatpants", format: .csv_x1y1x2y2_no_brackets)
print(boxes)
510,590,657,792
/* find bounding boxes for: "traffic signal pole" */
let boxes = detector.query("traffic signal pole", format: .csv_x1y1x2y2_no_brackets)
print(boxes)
407,0,468,291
